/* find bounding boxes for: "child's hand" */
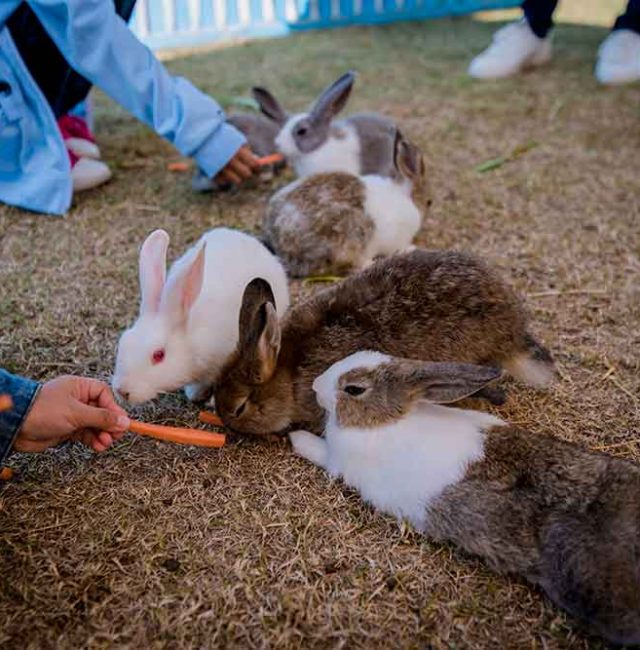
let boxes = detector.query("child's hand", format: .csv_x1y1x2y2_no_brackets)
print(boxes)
214,145,260,186
15,377,131,453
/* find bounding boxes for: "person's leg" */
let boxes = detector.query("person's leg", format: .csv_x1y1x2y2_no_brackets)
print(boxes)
468,1,556,79
522,0,559,39
7,0,137,118
613,0,640,34
596,0,640,84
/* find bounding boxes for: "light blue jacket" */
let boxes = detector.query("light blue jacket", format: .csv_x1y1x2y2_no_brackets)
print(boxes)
0,0,245,216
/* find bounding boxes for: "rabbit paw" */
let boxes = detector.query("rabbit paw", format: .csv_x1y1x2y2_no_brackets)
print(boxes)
289,430,328,469
184,382,213,403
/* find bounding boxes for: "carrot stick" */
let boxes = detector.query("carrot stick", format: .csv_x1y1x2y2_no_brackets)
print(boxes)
0,395,12,412
1,397,15,480
256,153,285,167
167,161,190,172
129,420,225,448
198,410,225,427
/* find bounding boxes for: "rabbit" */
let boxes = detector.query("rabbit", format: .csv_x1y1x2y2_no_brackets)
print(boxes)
252,71,397,179
262,130,429,277
192,112,286,193
289,351,640,646
112,227,290,405
213,249,556,436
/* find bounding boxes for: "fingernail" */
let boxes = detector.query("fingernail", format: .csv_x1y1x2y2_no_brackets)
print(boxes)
118,416,131,430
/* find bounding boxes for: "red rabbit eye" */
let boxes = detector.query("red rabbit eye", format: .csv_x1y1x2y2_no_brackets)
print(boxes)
152,349,165,365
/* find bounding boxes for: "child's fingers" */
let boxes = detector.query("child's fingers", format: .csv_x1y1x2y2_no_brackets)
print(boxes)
219,168,242,186
229,157,252,180
237,146,260,171
73,402,130,434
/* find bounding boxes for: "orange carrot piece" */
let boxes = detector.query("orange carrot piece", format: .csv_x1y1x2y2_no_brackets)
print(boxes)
198,411,224,427
0,395,12,412
256,153,285,167
0,467,14,481
128,420,225,448
167,161,190,172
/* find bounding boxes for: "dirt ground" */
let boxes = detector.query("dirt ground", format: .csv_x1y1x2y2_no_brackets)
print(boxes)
1,3,639,648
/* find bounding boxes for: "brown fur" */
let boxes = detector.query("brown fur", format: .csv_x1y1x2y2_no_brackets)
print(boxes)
427,426,640,644
263,173,374,277
214,249,551,436
335,361,501,428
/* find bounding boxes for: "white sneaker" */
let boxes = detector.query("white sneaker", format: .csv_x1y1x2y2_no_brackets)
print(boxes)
66,137,101,160
72,158,112,192
469,19,553,79
595,29,640,85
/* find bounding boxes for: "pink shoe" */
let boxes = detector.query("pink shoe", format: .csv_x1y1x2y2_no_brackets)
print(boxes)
58,114,102,160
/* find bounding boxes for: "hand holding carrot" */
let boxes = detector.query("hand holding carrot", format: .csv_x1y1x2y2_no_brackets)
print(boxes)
16,376,130,453
214,145,260,186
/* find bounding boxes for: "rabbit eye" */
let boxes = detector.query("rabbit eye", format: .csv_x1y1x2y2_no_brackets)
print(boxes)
296,126,308,137
234,400,248,417
344,385,367,396
152,349,165,365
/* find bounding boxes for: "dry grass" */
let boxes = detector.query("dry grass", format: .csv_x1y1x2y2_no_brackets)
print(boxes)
1,7,640,648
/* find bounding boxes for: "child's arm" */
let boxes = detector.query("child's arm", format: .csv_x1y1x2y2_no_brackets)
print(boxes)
26,0,256,180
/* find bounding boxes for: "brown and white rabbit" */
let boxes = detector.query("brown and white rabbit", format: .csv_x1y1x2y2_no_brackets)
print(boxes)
252,71,397,178
213,249,555,436
262,131,428,277
290,351,640,645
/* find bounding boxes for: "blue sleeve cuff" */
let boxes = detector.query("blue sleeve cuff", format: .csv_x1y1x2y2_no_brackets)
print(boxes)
0,371,40,462
192,122,247,179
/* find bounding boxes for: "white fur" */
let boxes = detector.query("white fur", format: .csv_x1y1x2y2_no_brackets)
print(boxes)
293,351,504,531
504,353,555,388
276,116,361,178
361,176,422,261
112,228,290,404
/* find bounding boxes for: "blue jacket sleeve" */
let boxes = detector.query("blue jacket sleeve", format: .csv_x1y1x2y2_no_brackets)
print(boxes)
25,0,246,177
0,370,40,463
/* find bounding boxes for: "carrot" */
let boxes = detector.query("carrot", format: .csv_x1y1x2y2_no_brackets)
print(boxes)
198,410,224,427
167,161,190,172
256,153,285,167
0,395,12,412
0,467,13,481
128,420,225,448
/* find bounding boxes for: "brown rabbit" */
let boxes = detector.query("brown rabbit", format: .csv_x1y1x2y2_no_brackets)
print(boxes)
290,351,640,646
214,249,555,436
262,131,428,278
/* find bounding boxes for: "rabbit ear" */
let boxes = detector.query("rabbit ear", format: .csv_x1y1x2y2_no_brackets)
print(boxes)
401,361,503,404
309,71,356,124
238,278,281,383
252,87,288,125
394,134,424,181
139,229,169,314
161,242,207,324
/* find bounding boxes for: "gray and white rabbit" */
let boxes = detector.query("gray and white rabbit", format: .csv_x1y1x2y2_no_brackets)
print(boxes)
252,71,397,178
213,249,555,436
290,350,640,646
262,130,428,277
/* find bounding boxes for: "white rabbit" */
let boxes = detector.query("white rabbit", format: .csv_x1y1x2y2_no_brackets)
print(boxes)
252,71,397,179
290,351,640,645
112,228,289,405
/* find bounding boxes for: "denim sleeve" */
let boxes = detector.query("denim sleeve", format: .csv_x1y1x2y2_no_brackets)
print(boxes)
25,0,247,177
0,370,40,463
